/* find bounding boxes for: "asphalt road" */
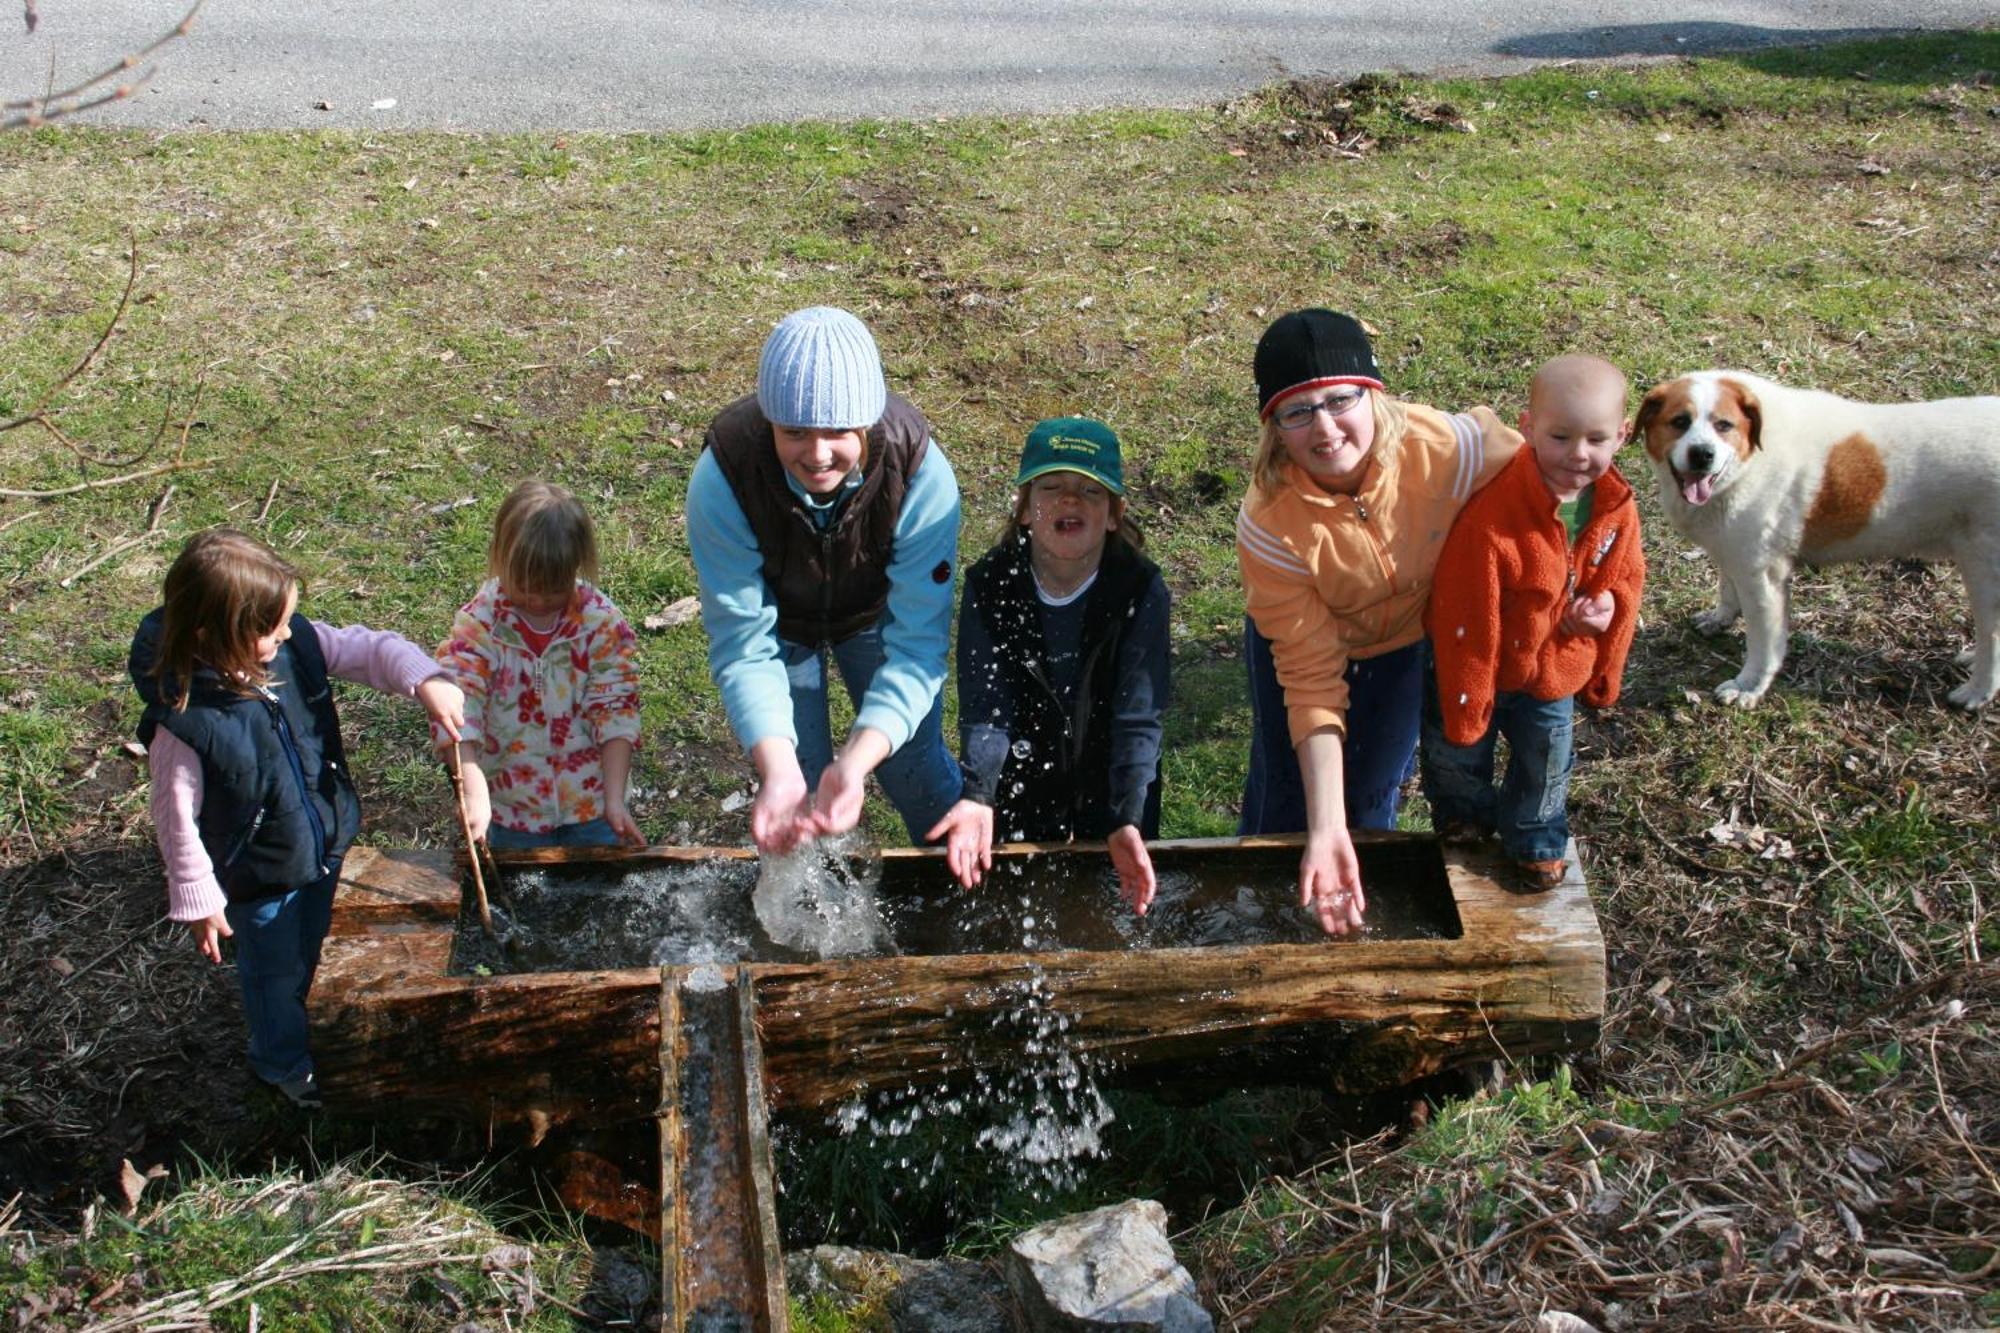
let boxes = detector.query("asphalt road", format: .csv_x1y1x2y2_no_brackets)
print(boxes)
6,1,1996,131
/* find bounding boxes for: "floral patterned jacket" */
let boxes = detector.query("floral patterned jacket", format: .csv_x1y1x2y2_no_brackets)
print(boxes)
433,579,642,834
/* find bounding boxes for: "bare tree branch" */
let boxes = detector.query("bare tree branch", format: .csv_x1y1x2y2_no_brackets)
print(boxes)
4,1,202,130
0,239,139,433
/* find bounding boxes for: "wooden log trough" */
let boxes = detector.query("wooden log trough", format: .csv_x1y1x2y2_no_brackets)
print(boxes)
312,832,1604,1330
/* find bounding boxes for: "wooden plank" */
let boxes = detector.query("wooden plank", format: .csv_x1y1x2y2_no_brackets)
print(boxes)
657,971,682,1332
327,845,460,932
311,833,1603,1129
659,966,786,1332
738,969,789,1333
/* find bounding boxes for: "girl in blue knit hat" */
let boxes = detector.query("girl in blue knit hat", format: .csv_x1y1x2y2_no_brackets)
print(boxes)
685,306,963,853
928,417,1171,914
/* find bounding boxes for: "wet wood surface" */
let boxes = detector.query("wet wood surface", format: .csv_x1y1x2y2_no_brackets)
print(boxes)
313,834,1603,1134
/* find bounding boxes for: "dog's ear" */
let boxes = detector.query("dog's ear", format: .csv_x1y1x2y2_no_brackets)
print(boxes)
1633,383,1669,445
1737,385,1763,452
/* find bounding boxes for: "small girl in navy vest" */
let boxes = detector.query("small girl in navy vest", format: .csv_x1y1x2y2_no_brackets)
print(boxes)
129,528,465,1108
928,418,1172,913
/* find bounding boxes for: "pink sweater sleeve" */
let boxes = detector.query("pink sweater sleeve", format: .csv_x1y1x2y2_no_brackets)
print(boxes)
310,620,443,696
148,730,227,922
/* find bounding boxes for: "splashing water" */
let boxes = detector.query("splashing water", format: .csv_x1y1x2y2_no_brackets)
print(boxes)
819,965,1114,1203
752,829,894,959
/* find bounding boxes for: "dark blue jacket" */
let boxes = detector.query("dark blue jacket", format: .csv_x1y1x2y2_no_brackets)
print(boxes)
129,610,360,902
957,534,1169,842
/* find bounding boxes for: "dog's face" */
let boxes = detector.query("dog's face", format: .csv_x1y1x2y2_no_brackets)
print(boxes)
1636,373,1763,507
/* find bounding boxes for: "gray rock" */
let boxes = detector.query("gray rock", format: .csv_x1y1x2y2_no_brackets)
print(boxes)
887,1257,1015,1333
786,1244,920,1310
1006,1200,1213,1332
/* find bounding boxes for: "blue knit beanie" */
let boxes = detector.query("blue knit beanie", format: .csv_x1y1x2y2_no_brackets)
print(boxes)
756,306,888,430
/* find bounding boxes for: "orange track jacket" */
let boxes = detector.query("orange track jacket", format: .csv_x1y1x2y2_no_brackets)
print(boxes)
1236,403,1520,745
1424,447,1646,746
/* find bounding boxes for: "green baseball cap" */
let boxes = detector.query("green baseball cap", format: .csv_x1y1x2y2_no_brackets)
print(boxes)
1015,417,1125,495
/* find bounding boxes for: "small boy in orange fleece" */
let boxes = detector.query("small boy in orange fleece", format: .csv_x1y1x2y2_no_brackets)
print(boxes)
1420,355,1646,890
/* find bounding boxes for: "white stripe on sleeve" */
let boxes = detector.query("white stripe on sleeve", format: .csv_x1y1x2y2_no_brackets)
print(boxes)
1235,506,1311,577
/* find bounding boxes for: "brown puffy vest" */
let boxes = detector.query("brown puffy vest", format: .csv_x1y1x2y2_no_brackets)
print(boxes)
704,391,931,646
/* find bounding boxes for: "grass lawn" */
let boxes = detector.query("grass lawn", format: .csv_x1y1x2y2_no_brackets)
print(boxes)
2,29,1996,1330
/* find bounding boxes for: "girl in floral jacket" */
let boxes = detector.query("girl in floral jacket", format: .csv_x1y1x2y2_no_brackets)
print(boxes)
435,480,644,849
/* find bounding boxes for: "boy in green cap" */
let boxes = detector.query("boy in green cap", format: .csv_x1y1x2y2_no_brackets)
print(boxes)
928,417,1171,914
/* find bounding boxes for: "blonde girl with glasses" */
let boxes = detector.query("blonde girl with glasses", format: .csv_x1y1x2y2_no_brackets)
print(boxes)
1234,309,1521,935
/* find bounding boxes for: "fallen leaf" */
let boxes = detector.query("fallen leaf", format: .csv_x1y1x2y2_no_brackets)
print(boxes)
1857,159,1891,176
641,596,701,631
123,740,148,759
116,1158,166,1215
720,790,750,814
426,496,476,515
49,956,74,978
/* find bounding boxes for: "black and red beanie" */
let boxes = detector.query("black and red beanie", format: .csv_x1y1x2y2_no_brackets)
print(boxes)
1253,309,1385,419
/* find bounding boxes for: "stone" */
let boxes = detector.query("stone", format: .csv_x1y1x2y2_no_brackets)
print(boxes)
786,1244,919,1310
1006,1199,1213,1333
887,1257,1014,1333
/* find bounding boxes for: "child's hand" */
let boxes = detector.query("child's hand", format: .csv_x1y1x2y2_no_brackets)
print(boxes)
1107,824,1156,916
455,760,492,842
416,676,467,742
925,800,993,889
1561,591,1615,638
189,913,232,964
604,799,645,848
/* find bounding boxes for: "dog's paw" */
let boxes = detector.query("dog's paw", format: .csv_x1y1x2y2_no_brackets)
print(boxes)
1693,608,1739,636
1714,678,1766,707
1947,680,1994,711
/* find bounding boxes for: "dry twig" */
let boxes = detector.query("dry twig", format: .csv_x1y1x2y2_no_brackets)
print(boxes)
3,1,204,129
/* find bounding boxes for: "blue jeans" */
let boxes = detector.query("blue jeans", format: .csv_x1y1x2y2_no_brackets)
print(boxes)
487,817,621,851
224,860,340,1085
1238,620,1423,835
782,624,961,843
1419,645,1575,863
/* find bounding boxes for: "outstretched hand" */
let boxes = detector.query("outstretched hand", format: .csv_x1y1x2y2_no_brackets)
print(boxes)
1108,824,1156,916
751,768,814,855
1300,827,1366,936
926,799,994,889
415,676,467,742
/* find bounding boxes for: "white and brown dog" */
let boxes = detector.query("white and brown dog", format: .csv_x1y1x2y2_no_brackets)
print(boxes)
1637,370,2000,709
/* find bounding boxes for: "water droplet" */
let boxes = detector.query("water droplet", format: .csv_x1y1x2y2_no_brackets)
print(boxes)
1010,738,1033,760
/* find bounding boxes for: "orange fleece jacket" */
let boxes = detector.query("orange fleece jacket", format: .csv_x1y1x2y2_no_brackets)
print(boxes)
1237,403,1521,745
1425,447,1646,746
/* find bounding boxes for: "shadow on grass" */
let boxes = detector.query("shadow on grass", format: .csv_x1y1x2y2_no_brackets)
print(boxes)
1496,24,1996,85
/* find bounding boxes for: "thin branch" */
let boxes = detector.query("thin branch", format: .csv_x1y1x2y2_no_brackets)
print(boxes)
254,476,281,525
0,456,212,500
0,239,139,432
3,1,204,128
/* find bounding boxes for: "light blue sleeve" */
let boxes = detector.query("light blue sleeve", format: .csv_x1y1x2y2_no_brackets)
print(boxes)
853,443,960,752
685,449,796,753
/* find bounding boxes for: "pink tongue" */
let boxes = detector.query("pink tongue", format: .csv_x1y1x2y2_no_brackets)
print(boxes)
1681,474,1716,506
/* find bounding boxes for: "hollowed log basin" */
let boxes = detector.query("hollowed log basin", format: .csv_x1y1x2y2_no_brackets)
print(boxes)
312,832,1604,1139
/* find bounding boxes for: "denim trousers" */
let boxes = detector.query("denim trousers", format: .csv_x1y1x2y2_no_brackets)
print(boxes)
486,817,621,851
1238,620,1424,835
1419,645,1575,863
223,859,341,1085
782,623,961,843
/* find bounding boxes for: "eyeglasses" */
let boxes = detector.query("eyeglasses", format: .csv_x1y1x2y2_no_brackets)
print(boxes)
1274,388,1368,431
